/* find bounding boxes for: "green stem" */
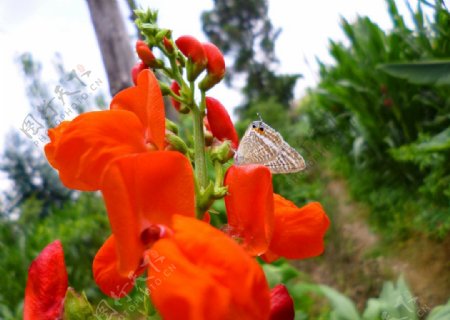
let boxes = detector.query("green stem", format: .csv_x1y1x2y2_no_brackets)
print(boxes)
214,161,223,190
192,106,208,211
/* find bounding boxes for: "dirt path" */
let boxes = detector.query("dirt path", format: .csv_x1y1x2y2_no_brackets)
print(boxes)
295,177,450,314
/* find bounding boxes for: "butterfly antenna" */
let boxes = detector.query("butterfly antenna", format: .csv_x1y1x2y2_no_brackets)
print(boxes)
256,112,263,122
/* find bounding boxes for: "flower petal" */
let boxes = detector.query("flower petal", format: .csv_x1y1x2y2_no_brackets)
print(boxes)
93,235,142,298
269,284,295,320
205,97,239,149
148,215,270,320
101,151,195,276
224,164,274,255
262,194,330,262
110,69,165,150
45,110,147,191
24,240,68,320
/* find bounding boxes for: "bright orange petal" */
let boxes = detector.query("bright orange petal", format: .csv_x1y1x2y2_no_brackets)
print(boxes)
101,152,195,276
263,194,330,263
24,240,68,320
93,235,136,298
93,235,145,298
148,215,270,320
110,69,165,150
44,110,147,191
224,164,274,255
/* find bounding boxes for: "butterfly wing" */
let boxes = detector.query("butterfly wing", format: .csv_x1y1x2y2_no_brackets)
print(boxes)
235,125,278,165
235,121,306,174
264,140,306,173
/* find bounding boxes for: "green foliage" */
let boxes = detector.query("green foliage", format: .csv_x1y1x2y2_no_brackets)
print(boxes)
264,262,450,320
303,0,450,238
316,286,360,320
0,193,110,318
362,277,418,320
427,300,450,320
379,60,450,85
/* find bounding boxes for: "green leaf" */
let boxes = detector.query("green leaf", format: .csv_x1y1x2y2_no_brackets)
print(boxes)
318,285,361,320
367,277,418,320
390,127,450,162
63,288,95,320
427,300,450,320
378,60,450,85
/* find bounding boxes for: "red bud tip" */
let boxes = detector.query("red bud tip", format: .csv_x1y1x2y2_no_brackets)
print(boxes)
170,81,181,111
131,61,148,85
175,35,207,64
176,35,207,80
203,42,225,79
163,37,174,53
136,40,156,66
24,240,68,320
199,42,226,90
269,285,295,320
205,97,239,149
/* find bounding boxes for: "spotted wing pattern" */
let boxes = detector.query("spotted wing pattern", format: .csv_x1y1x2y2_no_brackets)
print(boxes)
235,121,306,174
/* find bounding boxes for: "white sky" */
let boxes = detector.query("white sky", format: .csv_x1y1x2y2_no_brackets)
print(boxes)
0,0,433,183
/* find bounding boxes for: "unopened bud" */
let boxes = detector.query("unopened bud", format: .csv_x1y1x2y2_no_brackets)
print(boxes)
211,140,233,164
199,42,225,91
175,35,207,81
165,118,179,135
166,132,189,155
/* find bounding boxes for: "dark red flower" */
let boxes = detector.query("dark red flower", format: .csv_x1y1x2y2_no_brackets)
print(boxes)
24,240,68,320
205,97,239,149
269,284,295,320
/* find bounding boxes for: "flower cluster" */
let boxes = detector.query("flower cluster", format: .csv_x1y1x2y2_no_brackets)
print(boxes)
24,9,329,320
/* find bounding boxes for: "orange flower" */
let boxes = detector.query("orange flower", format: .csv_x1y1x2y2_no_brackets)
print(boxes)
147,215,271,320
93,151,195,297
224,164,274,255
24,240,68,320
262,194,330,263
225,164,330,261
45,69,165,191
131,61,148,85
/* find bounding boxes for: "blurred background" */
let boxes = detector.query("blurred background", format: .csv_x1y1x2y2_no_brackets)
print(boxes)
0,0,449,319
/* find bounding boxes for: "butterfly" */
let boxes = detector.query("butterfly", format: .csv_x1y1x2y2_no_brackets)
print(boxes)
234,119,306,174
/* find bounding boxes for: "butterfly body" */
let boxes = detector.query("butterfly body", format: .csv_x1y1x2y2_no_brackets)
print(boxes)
235,120,306,174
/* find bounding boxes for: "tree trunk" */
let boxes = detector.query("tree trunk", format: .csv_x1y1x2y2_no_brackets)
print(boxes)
86,0,134,96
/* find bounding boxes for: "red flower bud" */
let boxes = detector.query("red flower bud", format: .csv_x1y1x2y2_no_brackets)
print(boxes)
163,37,174,53
136,40,156,67
205,97,239,149
170,81,181,111
176,35,207,81
24,240,68,320
131,61,148,85
269,284,295,320
383,97,393,107
199,42,225,90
